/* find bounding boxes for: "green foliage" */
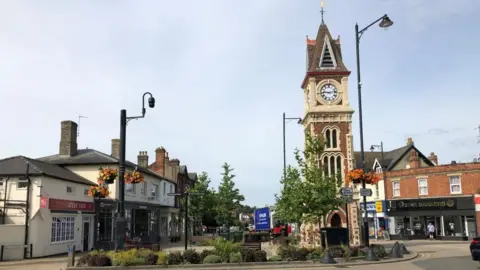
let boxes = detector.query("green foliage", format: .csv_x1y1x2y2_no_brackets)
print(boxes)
155,251,168,265
293,247,310,261
167,251,183,265
229,252,242,263
145,253,158,265
200,249,215,261
371,244,387,258
277,245,297,261
240,248,255,262
327,246,345,258
215,163,245,227
182,249,201,264
203,254,223,264
306,247,323,260
189,172,219,227
268,255,282,261
85,254,112,267
274,130,346,224
253,250,267,262
108,249,150,266
211,237,241,262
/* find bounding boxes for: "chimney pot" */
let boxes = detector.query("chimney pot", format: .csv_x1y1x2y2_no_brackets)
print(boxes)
111,139,120,158
59,120,78,156
407,137,414,145
428,152,438,166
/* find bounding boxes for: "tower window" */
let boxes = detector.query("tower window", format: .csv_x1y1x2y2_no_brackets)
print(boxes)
324,127,339,149
319,36,337,69
322,154,344,178
325,130,331,148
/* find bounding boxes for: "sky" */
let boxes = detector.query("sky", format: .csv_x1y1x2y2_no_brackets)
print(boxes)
0,0,479,207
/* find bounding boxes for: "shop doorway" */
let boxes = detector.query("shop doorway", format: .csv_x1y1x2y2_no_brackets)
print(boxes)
83,222,90,251
330,213,342,228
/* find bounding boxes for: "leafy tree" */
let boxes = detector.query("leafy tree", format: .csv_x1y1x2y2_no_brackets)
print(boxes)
188,172,219,228
215,163,245,228
274,130,345,226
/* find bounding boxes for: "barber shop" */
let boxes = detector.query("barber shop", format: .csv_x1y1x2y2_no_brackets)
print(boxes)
387,196,476,240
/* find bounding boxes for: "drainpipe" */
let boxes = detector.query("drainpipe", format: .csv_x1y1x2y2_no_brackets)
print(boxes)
2,177,10,224
23,164,31,259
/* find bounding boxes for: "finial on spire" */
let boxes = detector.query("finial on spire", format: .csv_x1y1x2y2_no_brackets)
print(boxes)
320,1,325,24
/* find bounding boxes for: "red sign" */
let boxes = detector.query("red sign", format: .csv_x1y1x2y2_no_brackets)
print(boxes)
48,198,94,212
475,197,480,205
40,197,48,208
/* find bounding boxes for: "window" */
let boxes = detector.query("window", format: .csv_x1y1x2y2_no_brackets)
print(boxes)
376,166,383,174
449,176,462,194
126,183,135,194
321,155,343,177
418,179,428,195
51,216,75,243
170,184,173,194
17,180,28,189
83,188,89,196
163,182,166,195
0,179,3,189
151,184,158,198
324,127,339,149
392,182,400,197
141,182,147,196
66,186,75,194
375,183,380,198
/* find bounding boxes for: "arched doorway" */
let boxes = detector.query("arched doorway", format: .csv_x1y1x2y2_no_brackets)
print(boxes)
330,213,342,228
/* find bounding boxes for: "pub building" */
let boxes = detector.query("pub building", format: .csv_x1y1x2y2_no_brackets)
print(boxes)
386,196,476,240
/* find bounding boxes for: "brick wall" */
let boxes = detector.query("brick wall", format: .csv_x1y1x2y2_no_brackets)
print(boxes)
385,162,480,200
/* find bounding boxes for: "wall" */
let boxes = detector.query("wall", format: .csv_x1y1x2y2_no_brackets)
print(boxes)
0,176,42,224
0,225,26,260
385,162,480,200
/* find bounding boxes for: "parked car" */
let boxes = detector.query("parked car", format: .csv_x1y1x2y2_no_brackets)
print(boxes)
470,237,480,261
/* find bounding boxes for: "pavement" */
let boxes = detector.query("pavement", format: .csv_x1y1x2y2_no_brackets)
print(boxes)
0,240,475,270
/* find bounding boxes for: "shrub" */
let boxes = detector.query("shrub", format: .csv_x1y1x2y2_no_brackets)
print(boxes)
240,248,255,262
109,249,148,266
198,239,214,246
145,253,158,265
292,247,310,261
200,249,215,261
268,255,282,261
211,237,241,262
371,244,387,258
203,254,222,264
327,246,345,258
135,248,153,258
156,251,168,265
306,247,323,260
183,249,201,264
253,250,267,262
284,236,300,245
87,254,112,266
76,254,91,266
277,245,297,261
167,251,184,265
229,252,242,263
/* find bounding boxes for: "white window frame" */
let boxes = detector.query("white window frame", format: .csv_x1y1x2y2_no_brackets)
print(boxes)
141,182,147,196
126,183,136,194
83,188,89,196
151,184,158,199
17,180,28,189
66,186,75,194
449,176,462,194
51,216,75,243
417,178,428,196
392,181,400,197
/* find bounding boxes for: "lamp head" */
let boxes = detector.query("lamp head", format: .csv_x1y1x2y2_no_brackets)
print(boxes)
148,96,155,108
370,145,375,151
297,118,302,124
379,15,393,28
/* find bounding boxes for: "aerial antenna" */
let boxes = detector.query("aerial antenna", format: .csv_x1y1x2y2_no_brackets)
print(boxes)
78,115,88,137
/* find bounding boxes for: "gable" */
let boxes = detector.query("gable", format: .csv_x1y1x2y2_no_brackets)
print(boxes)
390,147,434,171
319,35,337,69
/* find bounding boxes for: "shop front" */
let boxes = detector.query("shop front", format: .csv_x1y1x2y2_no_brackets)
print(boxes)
387,196,476,241
361,201,387,239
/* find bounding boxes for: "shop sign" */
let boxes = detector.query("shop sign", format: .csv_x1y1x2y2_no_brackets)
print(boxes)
49,198,94,212
40,197,48,208
360,202,377,213
375,201,383,213
388,198,457,211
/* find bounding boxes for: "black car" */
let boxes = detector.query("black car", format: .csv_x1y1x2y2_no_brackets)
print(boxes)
470,237,480,261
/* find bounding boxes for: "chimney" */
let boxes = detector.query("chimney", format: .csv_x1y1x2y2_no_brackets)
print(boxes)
59,120,78,156
408,150,419,169
137,151,149,168
155,147,166,176
111,139,120,159
407,137,414,145
169,158,180,167
428,152,438,165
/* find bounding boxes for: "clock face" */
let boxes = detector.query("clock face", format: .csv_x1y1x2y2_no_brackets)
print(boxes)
320,84,338,101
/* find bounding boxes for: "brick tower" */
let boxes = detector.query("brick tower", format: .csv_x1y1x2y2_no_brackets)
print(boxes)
300,12,361,244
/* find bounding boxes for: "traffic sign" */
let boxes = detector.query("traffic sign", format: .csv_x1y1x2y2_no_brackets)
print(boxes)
340,187,353,196
359,188,372,197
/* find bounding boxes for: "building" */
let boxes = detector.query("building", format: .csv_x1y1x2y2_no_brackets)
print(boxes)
355,137,436,239
39,120,179,249
300,15,360,243
0,156,95,259
384,145,480,240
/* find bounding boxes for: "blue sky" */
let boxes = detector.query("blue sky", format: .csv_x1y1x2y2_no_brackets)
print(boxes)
0,0,479,207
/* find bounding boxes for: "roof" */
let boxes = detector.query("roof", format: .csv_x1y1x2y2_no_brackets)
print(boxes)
306,23,348,72
0,156,94,186
354,144,435,171
39,149,176,184
179,165,197,181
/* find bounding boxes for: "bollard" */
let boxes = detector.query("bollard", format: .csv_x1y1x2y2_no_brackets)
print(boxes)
399,243,410,255
320,249,337,264
389,242,403,258
67,245,76,267
364,246,379,261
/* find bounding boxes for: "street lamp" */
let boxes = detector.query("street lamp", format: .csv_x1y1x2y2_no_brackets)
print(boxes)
115,92,155,250
355,15,393,247
283,112,302,180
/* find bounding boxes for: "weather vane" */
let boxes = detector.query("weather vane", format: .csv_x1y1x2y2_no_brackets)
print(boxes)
320,1,325,24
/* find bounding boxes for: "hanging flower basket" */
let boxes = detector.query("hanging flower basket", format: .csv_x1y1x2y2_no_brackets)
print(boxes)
88,186,110,198
125,170,144,184
98,168,118,184
346,169,380,185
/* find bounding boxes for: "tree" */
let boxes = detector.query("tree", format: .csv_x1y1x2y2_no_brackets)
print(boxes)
215,163,245,228
274,130,345,226
188,172,219,228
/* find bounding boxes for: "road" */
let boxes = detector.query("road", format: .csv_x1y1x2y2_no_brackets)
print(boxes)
0,240,475,270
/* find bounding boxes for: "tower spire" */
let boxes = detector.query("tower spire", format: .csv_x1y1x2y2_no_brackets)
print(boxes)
320,1,325,24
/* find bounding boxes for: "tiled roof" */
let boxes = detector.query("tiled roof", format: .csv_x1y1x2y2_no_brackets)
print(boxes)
39,149,176,184
0,156,94,186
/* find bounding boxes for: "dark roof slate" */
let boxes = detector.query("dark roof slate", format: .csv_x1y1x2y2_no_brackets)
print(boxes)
0,156,94,186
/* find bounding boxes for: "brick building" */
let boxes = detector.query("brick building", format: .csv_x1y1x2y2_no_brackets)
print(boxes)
384,153,480,240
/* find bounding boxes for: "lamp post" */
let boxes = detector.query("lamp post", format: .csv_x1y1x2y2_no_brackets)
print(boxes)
355,15,393,247
115,92,155,250
283,112,302,180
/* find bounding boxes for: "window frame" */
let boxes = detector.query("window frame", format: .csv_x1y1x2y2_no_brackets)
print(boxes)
151,184,158,199
392,181,400,197
51,216,75,243
141,182,148,196
17,180,28,189
125,182,136,194
66,186,76,194
449,176,462,194
417,178,428,196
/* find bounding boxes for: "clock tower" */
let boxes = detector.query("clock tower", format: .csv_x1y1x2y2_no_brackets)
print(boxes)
301,14,360,244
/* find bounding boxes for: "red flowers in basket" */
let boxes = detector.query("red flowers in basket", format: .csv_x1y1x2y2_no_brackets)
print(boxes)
346,169,380,185
124,170,144,184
